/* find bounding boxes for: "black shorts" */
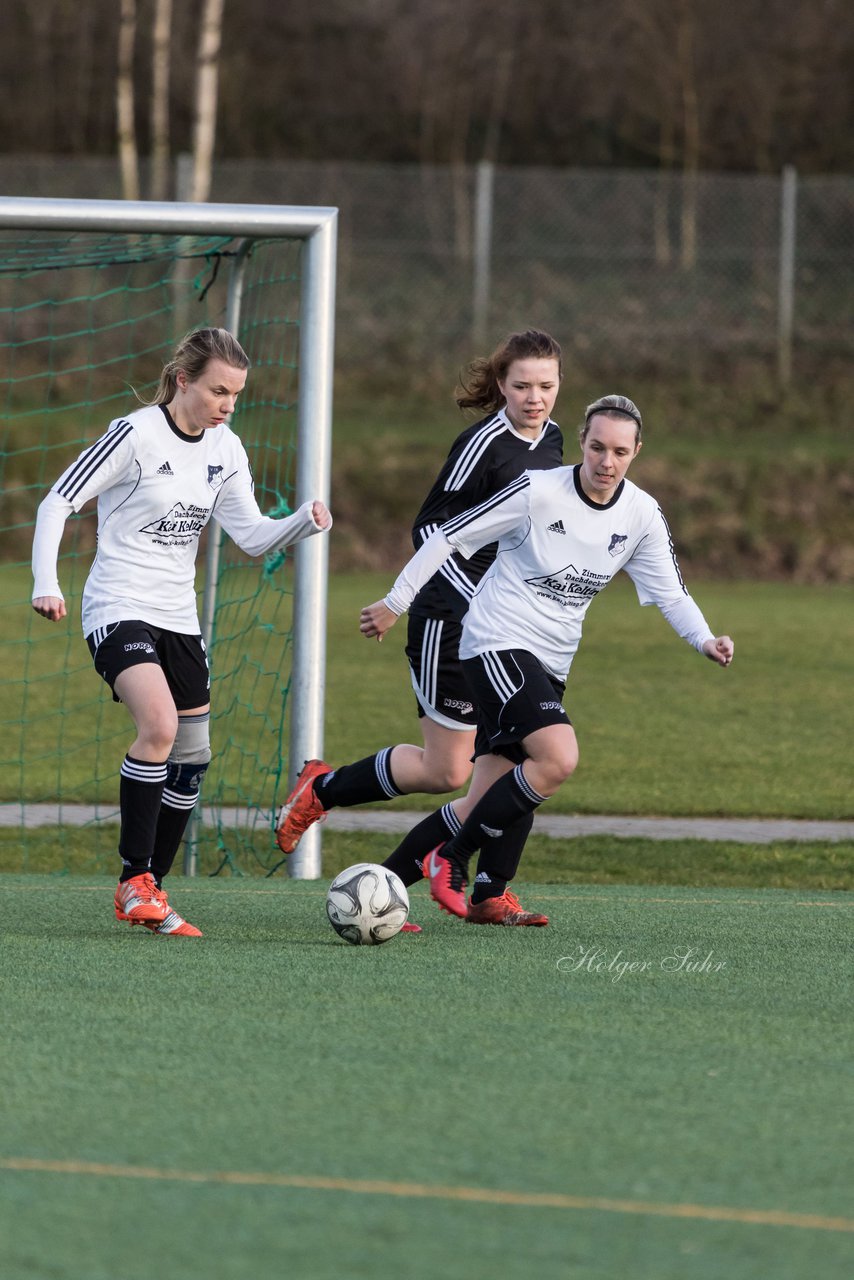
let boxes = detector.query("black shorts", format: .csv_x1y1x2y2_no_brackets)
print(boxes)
461,649,570,764
405,612,477,730
86,621,210,710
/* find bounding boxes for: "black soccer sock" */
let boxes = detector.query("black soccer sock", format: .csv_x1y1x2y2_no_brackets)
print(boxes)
382,802,460,887
448,765,547,873
470,811,535,903
117,755,168,881
151,761,209,886
314,747,403,810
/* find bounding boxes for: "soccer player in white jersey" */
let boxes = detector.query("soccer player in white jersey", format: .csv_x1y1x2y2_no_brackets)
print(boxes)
360,394,734,925
31,328,331,936
274,330,563,928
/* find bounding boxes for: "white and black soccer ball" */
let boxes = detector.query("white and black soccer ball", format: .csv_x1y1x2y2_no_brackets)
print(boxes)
326,862,410,945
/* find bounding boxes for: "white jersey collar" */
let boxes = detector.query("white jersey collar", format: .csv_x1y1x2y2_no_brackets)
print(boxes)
496,405,553,448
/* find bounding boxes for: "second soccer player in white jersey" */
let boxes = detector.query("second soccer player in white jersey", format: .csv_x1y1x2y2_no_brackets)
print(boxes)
360,394,734,925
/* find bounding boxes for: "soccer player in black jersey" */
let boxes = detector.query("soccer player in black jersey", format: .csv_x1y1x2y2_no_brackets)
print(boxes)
275,330,564,927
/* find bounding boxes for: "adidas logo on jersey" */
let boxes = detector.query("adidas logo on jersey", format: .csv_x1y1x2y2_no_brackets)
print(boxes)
156,461,174,476
547,519,566,534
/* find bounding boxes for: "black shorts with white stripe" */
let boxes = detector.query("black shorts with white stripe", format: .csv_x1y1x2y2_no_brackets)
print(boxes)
86,620,210,709
405,611,478,730
461,649,570,763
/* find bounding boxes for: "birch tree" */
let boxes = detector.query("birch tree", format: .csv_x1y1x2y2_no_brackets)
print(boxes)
191,0,226,202
149,0,173,200
116,0,140,200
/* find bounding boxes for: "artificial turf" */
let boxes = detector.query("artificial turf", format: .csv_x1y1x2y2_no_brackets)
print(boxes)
1,875,851,1280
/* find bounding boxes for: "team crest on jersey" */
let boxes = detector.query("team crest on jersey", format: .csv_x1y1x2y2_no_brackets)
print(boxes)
525,563,609,608
207,464,224,489
140,502,211,545
608,533,628,557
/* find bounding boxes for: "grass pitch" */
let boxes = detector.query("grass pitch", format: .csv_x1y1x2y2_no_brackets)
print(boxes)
1,876,851,1280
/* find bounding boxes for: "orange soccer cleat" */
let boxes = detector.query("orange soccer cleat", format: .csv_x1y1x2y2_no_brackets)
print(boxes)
275,759,332,854
114,872,169,925
466,890,549,927
423,844,468,919
116,883,202,936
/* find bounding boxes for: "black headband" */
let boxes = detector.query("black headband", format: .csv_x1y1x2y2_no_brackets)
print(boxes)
585,403,641,429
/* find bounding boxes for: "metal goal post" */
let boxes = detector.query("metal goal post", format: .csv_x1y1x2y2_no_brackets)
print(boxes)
0,196,337,880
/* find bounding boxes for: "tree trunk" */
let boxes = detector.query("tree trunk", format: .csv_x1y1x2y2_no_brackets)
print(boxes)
149,0,172,200
191,0,226,203
116,0,140,201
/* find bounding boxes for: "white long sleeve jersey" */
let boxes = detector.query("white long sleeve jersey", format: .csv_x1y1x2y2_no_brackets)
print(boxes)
385,465,715,682
32,404,325,636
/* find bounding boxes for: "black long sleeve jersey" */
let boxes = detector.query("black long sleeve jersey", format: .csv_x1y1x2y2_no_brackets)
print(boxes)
409,407,563,622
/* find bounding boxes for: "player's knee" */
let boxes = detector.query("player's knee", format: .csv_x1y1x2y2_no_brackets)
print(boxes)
557,743,579,782
171,713,212,766
541,745,578,791
427,759,472,793
164,714,211,802
142,707,180,758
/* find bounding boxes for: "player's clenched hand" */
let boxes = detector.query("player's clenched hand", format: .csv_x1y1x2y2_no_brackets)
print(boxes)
310,500,332,530
360,600,399,643
703,635,734,667
32,595,67,622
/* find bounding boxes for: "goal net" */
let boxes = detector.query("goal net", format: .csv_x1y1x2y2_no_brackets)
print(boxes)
1,198,336,879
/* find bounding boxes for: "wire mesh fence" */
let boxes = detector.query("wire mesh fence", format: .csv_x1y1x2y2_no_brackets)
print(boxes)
1,156,852,386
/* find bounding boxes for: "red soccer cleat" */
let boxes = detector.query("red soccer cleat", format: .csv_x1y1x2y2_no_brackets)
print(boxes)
115,884,202,935
144,888,203,936
400,921,422,934
275,759,331,854
466,890,549,926
114,872,169,924
423,844,468,919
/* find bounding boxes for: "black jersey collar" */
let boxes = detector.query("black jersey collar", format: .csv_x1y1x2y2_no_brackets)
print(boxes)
572,463,625,509
159,402,206,443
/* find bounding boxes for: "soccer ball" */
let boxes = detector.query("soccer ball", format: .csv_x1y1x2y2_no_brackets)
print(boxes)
326,862,410,945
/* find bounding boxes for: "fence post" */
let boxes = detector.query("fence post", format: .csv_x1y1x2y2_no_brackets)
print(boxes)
777,165,797,388
472,160,494,349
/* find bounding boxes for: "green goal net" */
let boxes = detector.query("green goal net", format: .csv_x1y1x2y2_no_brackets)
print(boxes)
1,201,336,878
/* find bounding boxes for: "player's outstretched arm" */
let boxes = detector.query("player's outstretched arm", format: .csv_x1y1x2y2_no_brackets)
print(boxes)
702,635,734,666
359,600,400,642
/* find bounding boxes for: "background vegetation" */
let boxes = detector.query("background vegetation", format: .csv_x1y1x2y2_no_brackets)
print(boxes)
4,3,853,583
7,0,854,176
329,383,854,583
